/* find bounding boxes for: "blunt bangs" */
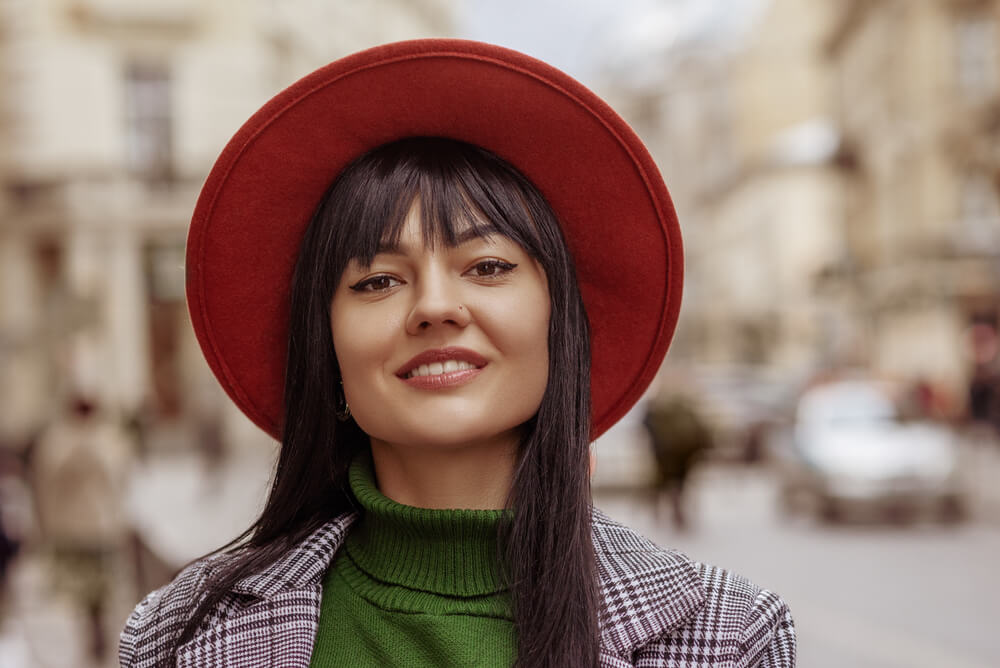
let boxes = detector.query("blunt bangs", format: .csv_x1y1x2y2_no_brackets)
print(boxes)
315,137,555,298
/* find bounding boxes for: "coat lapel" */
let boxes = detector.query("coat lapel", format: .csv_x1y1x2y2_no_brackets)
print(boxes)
593,509,706,659
176,513,359,668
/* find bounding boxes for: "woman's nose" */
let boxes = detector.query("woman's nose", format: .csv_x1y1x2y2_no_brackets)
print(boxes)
405,270,472,334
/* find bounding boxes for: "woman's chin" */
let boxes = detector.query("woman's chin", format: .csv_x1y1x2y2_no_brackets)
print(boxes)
366,424,524,454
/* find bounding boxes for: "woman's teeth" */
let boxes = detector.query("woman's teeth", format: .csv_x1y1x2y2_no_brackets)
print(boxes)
407,360,477,378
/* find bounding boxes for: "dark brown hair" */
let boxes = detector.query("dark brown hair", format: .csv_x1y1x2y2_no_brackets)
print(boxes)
173,138,599,667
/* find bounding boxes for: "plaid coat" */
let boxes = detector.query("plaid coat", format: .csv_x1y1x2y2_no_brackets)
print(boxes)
120,509,795,667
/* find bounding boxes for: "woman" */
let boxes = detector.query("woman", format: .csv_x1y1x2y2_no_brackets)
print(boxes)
120,40,795,667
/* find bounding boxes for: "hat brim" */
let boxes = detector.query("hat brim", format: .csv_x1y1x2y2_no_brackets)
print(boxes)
187,39,683,442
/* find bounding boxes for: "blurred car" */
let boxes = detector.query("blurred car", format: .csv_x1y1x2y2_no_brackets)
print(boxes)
775,380,967,522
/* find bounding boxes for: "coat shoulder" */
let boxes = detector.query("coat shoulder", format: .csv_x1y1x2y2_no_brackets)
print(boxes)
630,560,797,667
687,562,796,667
119,551,235,667
592,509,795,667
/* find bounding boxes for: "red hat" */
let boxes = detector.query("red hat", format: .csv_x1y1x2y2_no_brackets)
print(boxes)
187,39,683,441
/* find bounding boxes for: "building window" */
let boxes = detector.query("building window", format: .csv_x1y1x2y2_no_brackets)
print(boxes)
955,15,998,100
124,62,173,181
959,172,1000,250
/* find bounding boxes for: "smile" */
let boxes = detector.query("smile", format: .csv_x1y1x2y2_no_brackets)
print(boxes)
396,347,488,389
406,360,478,378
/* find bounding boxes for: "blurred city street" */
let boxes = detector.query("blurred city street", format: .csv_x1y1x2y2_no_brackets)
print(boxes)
1,427,999,666
596,454,1000,668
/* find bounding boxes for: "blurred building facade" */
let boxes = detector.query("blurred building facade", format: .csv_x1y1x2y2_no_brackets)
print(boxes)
601,0,852,381
602,0,1000,411
0,0,454,450
827,0,1000,399
694,0,851,375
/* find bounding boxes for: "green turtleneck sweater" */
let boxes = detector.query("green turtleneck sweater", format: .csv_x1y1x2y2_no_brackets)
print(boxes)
309,456,515,667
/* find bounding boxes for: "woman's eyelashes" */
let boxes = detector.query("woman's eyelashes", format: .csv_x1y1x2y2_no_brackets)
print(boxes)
348,259,518,293
465,259,518,279
349,274,402,292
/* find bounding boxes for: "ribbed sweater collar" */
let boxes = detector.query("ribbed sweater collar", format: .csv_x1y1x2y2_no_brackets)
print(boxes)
344,454,507,597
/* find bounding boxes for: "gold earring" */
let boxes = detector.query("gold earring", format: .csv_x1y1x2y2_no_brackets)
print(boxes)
335,380,351,421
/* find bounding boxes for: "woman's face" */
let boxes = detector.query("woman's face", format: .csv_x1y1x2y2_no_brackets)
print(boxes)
329,205,551,451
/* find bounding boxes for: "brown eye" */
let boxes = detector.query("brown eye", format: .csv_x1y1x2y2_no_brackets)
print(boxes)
468,260,517,278
349,275,402,292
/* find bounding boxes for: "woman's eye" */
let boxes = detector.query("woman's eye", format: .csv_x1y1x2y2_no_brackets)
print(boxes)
467,259,517,278
349,275,401,292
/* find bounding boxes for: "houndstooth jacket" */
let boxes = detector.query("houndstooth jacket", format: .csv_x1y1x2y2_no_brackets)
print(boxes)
119,509,795,667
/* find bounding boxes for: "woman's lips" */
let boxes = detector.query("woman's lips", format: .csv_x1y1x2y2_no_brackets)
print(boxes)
400,366,484,390
396,347,488,390
396,347,488,376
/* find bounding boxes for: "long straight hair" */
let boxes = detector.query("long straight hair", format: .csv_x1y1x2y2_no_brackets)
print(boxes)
173,138,599,667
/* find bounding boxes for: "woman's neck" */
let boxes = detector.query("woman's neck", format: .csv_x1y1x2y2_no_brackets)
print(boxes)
368,433,517,509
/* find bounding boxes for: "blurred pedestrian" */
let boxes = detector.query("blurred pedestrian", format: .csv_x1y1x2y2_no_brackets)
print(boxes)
0,502,18,615
966,322,1000,438
643,394,713,530
32,394,132,662
0,443,26,614
968,365,1000,433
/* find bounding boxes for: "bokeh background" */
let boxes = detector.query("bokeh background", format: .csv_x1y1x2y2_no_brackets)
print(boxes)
0,0,998,666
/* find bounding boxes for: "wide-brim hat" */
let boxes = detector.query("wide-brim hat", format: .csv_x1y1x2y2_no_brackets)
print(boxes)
187,39,683,442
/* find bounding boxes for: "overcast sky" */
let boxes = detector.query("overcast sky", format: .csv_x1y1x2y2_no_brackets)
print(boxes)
458,0,767,85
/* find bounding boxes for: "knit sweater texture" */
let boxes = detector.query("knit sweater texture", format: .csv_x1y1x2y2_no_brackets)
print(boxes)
309,456,515,667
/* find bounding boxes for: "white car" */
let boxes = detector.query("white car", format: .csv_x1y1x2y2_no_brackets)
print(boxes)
777,380,966,522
